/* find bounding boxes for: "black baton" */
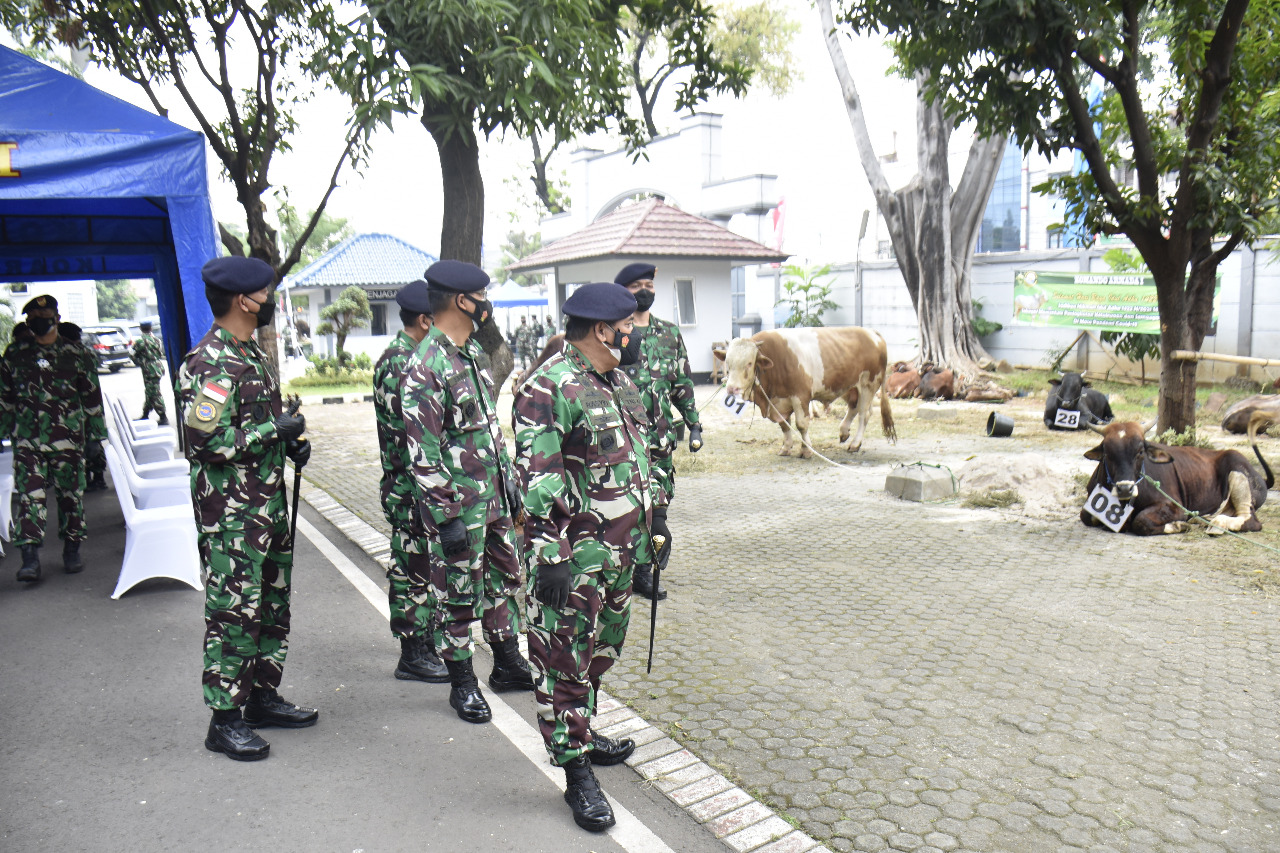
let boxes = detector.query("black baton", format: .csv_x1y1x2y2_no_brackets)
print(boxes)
646,534,668,674
285,395,304,548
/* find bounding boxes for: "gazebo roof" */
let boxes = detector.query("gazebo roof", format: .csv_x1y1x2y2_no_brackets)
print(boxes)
282,232,437,289
507,198,788,272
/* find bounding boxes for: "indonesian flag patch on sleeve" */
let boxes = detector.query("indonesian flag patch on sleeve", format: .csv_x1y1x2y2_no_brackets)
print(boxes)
186,379,233,434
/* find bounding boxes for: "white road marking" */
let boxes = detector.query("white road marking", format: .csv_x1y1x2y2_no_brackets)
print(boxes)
296,515,676,853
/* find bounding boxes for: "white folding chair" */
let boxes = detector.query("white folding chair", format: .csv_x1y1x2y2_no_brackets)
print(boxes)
0,449,13,544
104,444,202,600
110,398,175,453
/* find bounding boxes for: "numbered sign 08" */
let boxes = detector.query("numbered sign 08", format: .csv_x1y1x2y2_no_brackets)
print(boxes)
1054,408,1081,429
722,392,750,418
1084,484,1134,532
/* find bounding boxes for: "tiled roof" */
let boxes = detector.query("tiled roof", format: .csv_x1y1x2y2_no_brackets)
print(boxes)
507,198,788,272
282,233,437,289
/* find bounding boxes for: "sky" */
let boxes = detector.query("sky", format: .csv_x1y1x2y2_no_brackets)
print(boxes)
4,0,969,272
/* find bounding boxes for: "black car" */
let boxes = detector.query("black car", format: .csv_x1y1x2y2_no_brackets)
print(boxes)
82,329,132,372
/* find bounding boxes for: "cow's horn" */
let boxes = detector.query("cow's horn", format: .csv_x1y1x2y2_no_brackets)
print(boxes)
1086,422,1107,436
1141,419,1157,435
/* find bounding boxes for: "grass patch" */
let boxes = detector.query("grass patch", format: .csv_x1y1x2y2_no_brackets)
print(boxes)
281,381,371,398
963,488,1023,509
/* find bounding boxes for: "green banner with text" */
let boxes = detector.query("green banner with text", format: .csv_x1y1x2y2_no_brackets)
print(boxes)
1012,269,1218,333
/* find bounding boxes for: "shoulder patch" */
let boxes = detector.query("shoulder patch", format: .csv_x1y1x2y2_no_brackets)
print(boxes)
185,382,232,434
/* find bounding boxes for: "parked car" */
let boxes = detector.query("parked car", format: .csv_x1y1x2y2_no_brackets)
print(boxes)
81,329,132,373
92,319,143,347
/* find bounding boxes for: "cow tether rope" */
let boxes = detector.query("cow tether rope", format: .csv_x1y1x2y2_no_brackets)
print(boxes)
1141,474,1280,557
751,378,887,474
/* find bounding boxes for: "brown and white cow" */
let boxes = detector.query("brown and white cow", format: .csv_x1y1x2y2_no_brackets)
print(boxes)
721,326,896,457
1080,417,1274,535
886,361,921,399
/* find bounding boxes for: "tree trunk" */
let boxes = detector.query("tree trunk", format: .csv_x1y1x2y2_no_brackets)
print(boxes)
423,114,484,265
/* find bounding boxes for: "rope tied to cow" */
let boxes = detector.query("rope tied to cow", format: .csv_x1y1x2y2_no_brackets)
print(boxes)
1141,473,1280,557
746,378,889,474
697,382,728,413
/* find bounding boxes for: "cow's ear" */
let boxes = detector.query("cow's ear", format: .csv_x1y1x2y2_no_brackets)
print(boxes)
1146,444,1173,464
712,347,726,360
1083,444,1104,461
757,355,774,370
1081,379,1092,387
1048,378,1061,387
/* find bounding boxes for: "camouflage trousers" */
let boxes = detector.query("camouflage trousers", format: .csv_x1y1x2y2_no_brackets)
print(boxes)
199,523,293,710
388,528,437,640
650,442,676,506
526,558,633,766
141,375,166,418
12,444,86,547
429,511,522,662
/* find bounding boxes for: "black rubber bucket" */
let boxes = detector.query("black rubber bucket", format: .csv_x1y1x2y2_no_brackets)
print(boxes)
986,411,1015,437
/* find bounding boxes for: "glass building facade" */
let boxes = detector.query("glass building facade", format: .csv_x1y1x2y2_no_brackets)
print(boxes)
976,141,1023,253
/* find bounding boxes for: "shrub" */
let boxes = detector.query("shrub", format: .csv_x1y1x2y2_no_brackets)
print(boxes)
289,368,373,388
963,489,1023,509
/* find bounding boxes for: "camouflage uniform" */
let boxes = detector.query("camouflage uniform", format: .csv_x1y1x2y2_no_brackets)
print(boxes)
373,329,435,640
622,314,699,508
178,325,291,711
515,322,535,368
513,343,655,766
131,332,167,420
401,324,522,662
0,337,107,546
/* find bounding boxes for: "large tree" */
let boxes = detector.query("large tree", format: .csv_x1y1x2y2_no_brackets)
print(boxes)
818,0,1007,380
838,0,1280,432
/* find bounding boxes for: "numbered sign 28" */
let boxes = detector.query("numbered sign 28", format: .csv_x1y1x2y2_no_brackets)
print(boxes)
1084,484,1134,532
721,392,749,418
1054,408,1081,429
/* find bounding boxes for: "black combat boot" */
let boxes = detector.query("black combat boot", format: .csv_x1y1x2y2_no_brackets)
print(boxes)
140,405,151,420
632,564,667,600
205,708,270,761
16,546,41,583
62,540,84,574
157,414,169,426
86,472,107,492
395,634,449,683
562,756,615,832
243,687,319,729
487,636,535,692
444,657,491,724
588,728,635,766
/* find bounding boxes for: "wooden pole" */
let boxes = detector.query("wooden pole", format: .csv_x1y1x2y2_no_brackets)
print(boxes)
1172,350,1280,368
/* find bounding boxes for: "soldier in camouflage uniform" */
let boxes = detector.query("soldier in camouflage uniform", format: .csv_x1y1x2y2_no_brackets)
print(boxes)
0,296,107,582
514,315,534,370
178,256,315,762
59,321,108,493
401,260,533,725
613,262,702,600
131,320,169,425
373,279,447,684
513,282,671,833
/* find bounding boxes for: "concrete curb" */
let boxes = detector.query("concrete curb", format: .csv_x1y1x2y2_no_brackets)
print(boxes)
299,483,833,853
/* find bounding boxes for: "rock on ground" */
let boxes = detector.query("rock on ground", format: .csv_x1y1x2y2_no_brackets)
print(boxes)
959,452,1086,519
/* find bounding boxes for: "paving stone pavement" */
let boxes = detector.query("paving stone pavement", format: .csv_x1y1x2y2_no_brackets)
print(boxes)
301,396,1280,853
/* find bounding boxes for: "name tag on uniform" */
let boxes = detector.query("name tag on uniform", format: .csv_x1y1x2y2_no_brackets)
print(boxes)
1054,409,1081,429
1084,485,1134,532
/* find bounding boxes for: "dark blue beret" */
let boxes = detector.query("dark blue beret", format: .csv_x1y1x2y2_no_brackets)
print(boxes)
562,283,638,322
614,262,656,286
139,321,153,331
202,256,276,293
396,279,433,314
22,294,57,314
424,259,489,293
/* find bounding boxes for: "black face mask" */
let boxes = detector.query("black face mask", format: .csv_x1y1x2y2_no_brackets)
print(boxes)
632,289,655,311
458,294,493,330
28,316,56,337
606,324,641,366
246,294,276,328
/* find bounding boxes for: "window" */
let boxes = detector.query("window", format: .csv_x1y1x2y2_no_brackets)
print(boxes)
976,140,1023,253
730,267,746,319
370,303,386,336
1046,226,1064,249
673,278,697,326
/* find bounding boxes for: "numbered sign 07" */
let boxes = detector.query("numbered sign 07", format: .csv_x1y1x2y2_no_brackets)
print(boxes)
1084,484,1134,532
721,392,750,418
1054,408,1081,429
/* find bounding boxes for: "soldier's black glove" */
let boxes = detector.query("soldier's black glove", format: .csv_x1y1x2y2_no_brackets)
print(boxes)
273,412,306,442
650,506,673,567
504,476,523,519
688,424,703,453
535,560,572,610
286,438,310,469
438,517,469,559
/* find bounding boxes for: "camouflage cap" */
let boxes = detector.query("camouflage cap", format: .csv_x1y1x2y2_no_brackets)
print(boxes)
562,283,637,322
614,262,656,286
21,294,57,314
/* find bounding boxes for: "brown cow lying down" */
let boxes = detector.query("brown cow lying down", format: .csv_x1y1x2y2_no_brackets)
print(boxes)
722,326,895,457
886,361,920,398
1221,394,1280,434
1080,417,1273,535
964,378,1013,403
918,365,955,400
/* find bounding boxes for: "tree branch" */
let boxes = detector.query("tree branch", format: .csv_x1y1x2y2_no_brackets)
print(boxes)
276,124,366,277
1113,0,1159,200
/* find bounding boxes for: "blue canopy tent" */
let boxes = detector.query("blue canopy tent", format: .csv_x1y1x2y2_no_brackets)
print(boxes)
489,279,548,308
0,46,218,369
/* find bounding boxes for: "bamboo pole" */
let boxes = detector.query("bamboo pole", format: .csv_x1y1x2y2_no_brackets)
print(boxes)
1172,350,1280,368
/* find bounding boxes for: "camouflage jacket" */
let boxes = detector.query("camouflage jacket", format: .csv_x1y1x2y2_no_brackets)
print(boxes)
402,325,514,528
373,330,419,520
177,325,286,533
620,314,699,452
513,343,654,570
131,333,166,380
515,323,535,353
0,337,107,452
